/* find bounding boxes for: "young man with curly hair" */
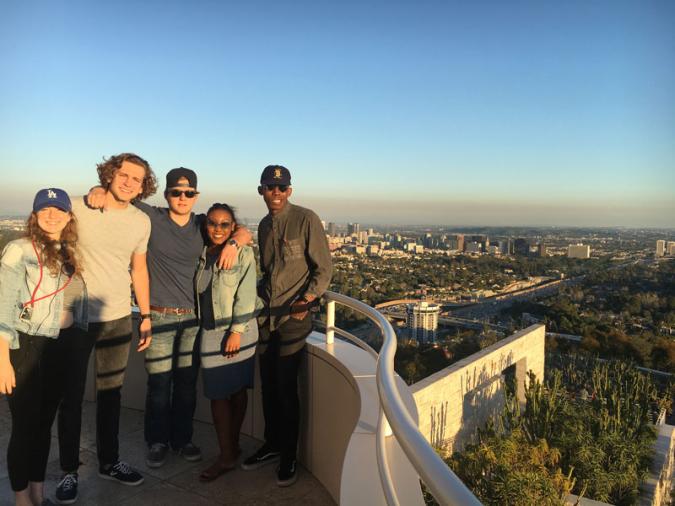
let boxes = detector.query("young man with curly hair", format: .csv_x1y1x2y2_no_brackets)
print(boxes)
54,153,156,504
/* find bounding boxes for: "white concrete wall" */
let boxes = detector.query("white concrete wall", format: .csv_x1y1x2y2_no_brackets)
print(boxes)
640,424,675,506
411,324,546,452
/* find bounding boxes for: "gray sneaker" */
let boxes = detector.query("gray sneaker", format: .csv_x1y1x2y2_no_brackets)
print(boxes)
146,443,168,468
175,442,202,462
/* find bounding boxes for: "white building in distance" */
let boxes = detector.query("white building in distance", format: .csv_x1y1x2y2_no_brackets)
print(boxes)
406,301,440,344
568,244,591,259
657,240,666,257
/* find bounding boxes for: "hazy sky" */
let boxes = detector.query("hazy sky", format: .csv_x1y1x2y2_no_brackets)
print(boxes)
1,0,673,227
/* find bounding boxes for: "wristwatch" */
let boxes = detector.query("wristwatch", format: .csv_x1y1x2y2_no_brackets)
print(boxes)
139,313,152,321
227,239,239,249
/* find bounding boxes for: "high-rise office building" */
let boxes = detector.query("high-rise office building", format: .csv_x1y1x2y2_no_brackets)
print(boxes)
327,222,337,237
498,240,512,255
514,238,530,256
348,222,360,236
568,244,591,259
465,234,489,253
465,242,482,254
446,238,458,251
406,301,440,344
537,243,548,258
444,234,465,251
668,242,675,256
656,240,666,257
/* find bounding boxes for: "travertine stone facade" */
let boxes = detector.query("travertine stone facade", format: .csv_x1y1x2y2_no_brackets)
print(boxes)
411,324,546,452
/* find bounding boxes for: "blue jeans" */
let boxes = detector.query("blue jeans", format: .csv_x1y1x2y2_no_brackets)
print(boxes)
144,311,199,449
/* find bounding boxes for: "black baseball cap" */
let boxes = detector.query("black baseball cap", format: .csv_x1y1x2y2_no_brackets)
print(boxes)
260,165,291,186
166,167,197,189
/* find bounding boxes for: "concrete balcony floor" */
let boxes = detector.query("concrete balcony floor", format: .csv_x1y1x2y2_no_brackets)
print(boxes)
0,398,335,506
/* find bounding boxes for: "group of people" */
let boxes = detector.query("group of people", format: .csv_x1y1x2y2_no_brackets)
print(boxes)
0,154,332,505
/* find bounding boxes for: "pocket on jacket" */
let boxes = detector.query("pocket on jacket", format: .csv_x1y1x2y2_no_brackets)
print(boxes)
283,239,304,260
217,269,239,287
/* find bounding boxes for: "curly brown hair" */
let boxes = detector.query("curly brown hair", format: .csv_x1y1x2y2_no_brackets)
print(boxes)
96,153,158,200
26,213,82,277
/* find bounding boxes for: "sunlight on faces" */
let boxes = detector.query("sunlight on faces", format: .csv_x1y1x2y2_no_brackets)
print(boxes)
206,208,234,246
261,184,292,215
109,160,146,203
166,177,199,216
36,206,71,240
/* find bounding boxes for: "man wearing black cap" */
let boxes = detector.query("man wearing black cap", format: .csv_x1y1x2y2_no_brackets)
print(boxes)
241,165,332,487
86,168,251,470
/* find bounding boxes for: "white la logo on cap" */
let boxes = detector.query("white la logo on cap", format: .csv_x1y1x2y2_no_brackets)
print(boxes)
47,189,57,199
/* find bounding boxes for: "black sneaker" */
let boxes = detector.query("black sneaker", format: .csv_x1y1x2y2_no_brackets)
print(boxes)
98,461,144,486
146,443,168,468
55,472,78,505
241,444,280,471
276,458,298,487
175,442,202,462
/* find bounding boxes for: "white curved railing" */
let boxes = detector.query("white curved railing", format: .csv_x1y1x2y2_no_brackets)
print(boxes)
322,291,481,506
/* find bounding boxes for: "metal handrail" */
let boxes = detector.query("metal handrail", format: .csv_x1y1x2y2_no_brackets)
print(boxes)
322,291,481,506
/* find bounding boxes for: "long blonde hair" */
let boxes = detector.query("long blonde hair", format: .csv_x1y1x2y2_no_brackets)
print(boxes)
26,213,82,277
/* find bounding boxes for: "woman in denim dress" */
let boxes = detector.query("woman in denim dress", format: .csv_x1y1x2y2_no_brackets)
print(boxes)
195,203,259,481
0,188,87,506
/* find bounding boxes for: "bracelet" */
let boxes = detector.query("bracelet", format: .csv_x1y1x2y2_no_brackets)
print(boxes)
139,314,152,321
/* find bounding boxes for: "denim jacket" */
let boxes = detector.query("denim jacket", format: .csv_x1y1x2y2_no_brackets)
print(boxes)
195,245,261,334
0,238,88,349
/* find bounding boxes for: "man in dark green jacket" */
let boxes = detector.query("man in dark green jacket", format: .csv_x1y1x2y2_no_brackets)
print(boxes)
241,165,332,487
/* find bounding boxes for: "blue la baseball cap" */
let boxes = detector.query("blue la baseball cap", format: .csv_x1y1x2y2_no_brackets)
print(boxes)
32,188,72,213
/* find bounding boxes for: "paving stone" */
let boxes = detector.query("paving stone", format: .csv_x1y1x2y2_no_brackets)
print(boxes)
0,401,334,505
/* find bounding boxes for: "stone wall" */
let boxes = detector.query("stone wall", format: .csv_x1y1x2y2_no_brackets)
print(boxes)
411,324,545,452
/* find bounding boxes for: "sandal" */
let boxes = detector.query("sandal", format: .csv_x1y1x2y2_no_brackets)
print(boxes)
199,460,235,482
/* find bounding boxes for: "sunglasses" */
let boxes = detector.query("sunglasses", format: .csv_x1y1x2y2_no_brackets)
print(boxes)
261,184,289,192
168,189,199,198
206,219,231,229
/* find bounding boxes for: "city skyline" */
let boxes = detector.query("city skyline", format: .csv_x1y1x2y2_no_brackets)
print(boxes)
1,0,673,227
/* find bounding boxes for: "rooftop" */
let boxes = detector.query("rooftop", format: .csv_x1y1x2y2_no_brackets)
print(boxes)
0,398,335,505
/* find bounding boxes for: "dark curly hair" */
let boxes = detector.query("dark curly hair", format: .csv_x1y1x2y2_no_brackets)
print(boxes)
26,212,82,277
96,153,158,200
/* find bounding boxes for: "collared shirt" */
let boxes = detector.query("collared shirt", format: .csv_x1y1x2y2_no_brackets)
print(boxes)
257,203,332,331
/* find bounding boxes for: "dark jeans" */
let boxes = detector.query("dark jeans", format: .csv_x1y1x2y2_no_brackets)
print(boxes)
143,311,199,449
7,327,91,491
257,314,312,462
7,334,51,491
51,325,97,472
56,315,131,470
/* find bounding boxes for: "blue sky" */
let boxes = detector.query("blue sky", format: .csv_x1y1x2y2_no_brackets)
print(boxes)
1,0,673,226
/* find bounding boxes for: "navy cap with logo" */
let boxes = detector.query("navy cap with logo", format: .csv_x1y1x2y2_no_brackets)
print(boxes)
32,188,72,213
260,165,291,186
166,167,198,189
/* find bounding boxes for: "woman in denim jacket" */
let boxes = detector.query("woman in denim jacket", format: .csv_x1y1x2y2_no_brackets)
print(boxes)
195,203,260,482
0,188,87,506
